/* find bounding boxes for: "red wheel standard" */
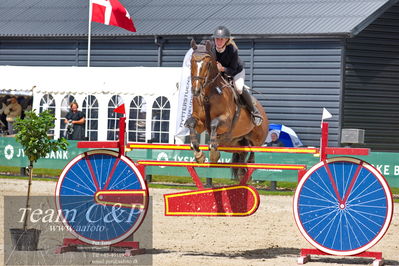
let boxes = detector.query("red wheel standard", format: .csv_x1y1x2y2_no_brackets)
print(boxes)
294,157,393,256
55,149,148,245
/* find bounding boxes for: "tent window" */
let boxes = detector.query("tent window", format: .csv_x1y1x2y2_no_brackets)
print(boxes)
151,96,170,143
60,95,76,138
107,95,123,140
128,96,146,143
39,94,56,137
83,95,98,141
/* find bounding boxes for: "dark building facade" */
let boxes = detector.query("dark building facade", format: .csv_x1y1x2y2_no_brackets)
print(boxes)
343,4,399,151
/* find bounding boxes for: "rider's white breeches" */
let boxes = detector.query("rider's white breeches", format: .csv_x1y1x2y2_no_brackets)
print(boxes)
233,69,245,94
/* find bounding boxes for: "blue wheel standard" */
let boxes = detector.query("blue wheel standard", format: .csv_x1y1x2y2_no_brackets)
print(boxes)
55,149,148,245
294,157,393,256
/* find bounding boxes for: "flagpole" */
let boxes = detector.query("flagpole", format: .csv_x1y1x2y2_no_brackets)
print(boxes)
87,0,93,67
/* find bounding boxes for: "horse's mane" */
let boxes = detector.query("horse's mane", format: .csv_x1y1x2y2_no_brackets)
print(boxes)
193,40,216,59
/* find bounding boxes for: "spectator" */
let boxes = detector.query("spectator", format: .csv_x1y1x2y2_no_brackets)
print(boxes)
266,131,284,147
0,97,9,132
64,102,86,140
4,96,22,135
25,98,33,112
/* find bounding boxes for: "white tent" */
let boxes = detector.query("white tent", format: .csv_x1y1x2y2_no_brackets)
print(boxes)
0,66,182,141
0,65,180,95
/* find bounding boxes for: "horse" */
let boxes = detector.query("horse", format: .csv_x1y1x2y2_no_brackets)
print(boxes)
184,40,269,179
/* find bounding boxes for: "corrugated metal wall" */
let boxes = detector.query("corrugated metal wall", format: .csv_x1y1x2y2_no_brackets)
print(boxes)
344,3,399,151
0,39,160,67
250,39,343,147
0,40,80,66
161,39,190,67
84,40,159,67
0,37,343,147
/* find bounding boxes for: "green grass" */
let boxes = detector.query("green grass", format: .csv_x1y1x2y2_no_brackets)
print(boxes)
0,166,62,177
0,174,56,182
148,183,198,190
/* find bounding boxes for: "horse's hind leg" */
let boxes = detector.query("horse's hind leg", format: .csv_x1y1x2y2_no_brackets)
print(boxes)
231,152,248,181
209,118,221,163
237,152,248,180
247,151,255,163
185,116,206,163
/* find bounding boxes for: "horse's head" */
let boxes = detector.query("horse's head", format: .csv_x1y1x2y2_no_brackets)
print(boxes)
190,40,218,97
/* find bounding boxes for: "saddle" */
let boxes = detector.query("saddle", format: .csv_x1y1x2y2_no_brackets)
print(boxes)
219,74,251,126
221,74,254,108
221,74,241,104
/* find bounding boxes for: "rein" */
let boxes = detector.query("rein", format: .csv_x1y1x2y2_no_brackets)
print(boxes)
191,72,221,96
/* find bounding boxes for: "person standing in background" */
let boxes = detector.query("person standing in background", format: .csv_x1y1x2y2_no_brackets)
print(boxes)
4,96,22,135
64,102,85,140
0,97,9,132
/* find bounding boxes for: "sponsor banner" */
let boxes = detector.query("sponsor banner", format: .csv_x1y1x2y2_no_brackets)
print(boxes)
0,138,89,169
1,137,399,187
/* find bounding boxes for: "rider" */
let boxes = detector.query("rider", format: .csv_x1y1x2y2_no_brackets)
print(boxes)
210,25,263,126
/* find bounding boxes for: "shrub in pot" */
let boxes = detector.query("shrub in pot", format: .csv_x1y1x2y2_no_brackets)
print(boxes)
10,110,68,251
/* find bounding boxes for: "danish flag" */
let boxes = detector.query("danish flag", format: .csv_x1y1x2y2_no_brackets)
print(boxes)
91,0,136,32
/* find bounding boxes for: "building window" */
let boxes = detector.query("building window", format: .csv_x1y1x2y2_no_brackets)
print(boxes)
151,96,170,143
60,95,76,138
107,95,123,140
39,94,56,136
83,95,99,141
128,96,146,142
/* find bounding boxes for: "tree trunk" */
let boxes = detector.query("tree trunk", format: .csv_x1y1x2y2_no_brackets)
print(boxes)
23,162,33,231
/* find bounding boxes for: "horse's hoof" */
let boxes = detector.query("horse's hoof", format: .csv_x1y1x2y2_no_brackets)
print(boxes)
210,150,220,163
195,151,206,163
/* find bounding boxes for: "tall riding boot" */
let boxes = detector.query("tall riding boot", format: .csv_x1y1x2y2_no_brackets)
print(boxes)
241,88,263,126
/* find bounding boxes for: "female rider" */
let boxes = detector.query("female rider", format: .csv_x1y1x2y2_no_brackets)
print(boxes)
210,25,263,126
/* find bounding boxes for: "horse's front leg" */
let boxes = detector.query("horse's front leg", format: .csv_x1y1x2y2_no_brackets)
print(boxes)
184,116,206,163
209,117,224,163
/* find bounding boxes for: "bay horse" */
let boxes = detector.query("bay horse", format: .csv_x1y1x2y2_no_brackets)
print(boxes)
184,40,269,178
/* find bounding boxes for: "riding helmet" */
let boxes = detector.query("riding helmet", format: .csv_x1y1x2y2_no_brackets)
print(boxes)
212,26,231,39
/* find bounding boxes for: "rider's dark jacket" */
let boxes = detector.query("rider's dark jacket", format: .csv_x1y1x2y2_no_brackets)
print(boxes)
203,39,244,77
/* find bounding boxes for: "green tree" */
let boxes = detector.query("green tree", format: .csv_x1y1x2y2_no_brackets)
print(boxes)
14,110,68,230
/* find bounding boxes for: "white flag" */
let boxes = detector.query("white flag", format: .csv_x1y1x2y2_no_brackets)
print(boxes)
322,108,332,120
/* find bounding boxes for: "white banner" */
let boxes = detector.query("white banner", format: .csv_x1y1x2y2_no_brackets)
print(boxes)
175,48,193,137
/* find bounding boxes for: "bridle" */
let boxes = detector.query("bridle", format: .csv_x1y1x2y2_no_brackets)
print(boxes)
191,52,220,97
